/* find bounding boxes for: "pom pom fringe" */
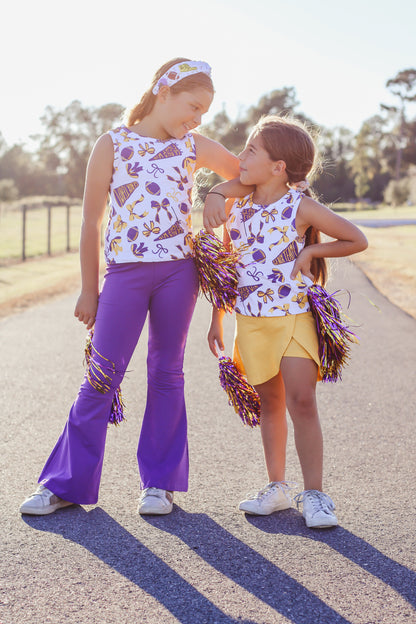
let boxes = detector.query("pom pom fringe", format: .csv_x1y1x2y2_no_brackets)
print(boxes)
84,330,126,425
307,284,359,383
218,355,261,427
192,230,239,312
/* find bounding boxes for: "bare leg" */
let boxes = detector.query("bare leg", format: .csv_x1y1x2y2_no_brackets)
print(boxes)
254,372,288,483
280,357,323,491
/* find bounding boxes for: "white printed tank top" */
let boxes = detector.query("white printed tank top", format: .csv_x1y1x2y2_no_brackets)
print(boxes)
226,189,313,317
104,125,197,264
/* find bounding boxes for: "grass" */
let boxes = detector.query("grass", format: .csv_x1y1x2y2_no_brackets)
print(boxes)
0,203,82,262
352,225,416,318
334,204,416,220
0,205,415,320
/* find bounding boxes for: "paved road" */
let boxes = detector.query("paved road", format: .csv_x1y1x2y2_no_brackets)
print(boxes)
1,260,415,624
350,218,416,228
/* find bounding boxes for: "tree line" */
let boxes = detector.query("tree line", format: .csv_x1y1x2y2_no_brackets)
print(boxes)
0,69,415,206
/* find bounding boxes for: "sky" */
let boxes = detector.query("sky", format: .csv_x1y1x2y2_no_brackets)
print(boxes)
1,0,416,148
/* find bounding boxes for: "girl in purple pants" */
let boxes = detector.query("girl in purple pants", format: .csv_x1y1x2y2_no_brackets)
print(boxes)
20,57,240,516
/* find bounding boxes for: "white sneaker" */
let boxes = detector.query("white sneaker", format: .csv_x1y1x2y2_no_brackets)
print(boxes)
295,490,338,528
138,488,174,515
20,484,74,515
238,482,293,515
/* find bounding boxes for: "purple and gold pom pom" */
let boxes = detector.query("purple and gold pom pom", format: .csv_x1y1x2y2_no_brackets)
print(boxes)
307,284,359,383
218,355,261,427
84,330,126,425
192,230,239,312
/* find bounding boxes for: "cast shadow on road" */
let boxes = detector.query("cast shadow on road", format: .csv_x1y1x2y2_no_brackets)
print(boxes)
245,508,416,609
23,506,252,624
24,505,351,624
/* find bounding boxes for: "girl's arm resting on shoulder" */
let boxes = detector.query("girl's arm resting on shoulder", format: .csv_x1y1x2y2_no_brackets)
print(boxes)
193,133,240,180
193,134,254,232
203,178,255,234
291,197,368,280
74,134,114,329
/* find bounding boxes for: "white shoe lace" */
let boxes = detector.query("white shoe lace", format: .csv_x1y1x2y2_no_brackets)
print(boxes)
294,490,335,514
141,488,173,502
247,481,296,501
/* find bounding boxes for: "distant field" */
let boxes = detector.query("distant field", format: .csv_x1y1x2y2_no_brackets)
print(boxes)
1,200,413,263
0,203,83,263
333,204,416,220
352,224,416,318
0,201,415,319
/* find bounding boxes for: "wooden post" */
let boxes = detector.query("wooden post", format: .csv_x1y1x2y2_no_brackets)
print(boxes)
47,205,52,255
22,204,27,261
66,204,70,252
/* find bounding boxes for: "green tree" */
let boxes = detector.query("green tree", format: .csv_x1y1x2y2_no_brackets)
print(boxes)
0,144,49,196
314,126,356,203
0,178,19,201
35,100,124,197
381,68,416,180
383,178,410,206
201,87,302,155
350,115,390,200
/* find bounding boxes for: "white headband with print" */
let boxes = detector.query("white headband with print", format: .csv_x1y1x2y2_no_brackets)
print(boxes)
152,61,212,95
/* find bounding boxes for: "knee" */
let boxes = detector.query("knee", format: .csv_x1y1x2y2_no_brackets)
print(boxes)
257,383,285,416
86,350,125,394
147,365,184,389
286,388,316,419
259,392,283,415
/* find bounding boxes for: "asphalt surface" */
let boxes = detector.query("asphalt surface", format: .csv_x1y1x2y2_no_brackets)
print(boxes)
350,218,416,228
1,259,415,624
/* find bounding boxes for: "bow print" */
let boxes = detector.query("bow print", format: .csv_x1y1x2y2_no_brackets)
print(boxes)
151,198,172,223
126,197,146,220
143,221,161,237
261,208,278,223
246,267,264,282
257,288,274,303
167,166,188,190
152,243,168,258
147,163,165,178
113,215,127,233
268,226,290,249
247,222,265,246
167,190,181,202
292,292,308,308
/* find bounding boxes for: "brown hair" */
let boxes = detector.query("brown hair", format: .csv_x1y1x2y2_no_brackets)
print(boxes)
125,57,214,126
253,115,327,285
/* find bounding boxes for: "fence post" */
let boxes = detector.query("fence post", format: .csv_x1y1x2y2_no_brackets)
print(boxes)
66,204,70,252
22,204,27,261
47,205,52,255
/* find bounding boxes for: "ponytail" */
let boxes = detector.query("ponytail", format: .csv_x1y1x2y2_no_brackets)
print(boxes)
299,187,327,286
125,91,155,126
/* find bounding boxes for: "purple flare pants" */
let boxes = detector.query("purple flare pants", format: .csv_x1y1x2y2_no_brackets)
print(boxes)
38,258,199,504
